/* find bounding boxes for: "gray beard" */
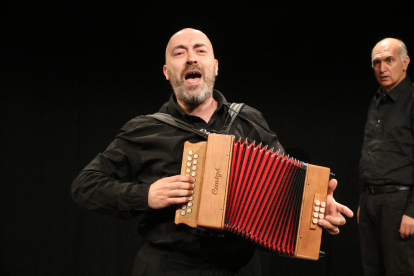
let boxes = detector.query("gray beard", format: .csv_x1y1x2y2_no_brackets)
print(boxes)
168,67,216,106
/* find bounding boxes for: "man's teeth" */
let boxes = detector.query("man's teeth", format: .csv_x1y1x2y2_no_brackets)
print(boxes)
185,72,201,80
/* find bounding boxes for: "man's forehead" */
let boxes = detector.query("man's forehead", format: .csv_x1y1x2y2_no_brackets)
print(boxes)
373,39,399,57
166,29,213,53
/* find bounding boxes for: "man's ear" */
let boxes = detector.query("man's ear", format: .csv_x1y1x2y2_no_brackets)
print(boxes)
403,56,410,71
215,59,219,76
163,65,170,80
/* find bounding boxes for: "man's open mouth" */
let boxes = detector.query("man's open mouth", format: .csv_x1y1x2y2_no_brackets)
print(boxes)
185,71,202,80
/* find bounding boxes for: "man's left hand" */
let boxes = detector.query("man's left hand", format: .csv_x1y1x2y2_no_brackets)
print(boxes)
318,179,354,235
400,215,414,238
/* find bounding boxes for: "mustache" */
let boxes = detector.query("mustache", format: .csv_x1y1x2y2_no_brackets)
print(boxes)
180,64,204,79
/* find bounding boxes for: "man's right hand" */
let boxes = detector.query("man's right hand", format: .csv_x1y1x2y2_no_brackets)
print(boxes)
148,175,195,209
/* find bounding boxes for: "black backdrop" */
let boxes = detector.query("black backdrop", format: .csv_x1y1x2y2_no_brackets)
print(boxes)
2,1,414,275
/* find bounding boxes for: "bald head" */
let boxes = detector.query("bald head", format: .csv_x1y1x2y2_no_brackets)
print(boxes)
165,28,215,62
372,38,408,63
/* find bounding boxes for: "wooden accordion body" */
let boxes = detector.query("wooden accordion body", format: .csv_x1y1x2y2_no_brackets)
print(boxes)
175,134,330,260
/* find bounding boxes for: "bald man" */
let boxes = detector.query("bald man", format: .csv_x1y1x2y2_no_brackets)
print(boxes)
358,38,414,276
72,28,352,276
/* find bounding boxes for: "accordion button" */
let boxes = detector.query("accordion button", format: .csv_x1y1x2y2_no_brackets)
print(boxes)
321,202,326,207
192,166,197,171
191,172,197,177
194,154,199,159
189,196,194,201
181,210,186,216
315,200,321,206
187,208,192,213
193,160,198,165
187,156,192,161
319,214,324,219
320,207,325,213
187,162,191,167
186,168,191,173
312,218,318,224
188,150,194,155
192,184,195,188
314,206,320,212
313,212,319,218
188,202,193,207
181,205,187,209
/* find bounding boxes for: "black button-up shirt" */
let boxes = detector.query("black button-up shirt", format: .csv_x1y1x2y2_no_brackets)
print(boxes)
72,90,283,258
359,77,414,217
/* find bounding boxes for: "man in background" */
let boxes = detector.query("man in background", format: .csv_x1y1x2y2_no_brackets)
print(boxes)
359,38,414,275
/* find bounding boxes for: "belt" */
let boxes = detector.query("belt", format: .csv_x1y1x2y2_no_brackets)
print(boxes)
365,185,412,195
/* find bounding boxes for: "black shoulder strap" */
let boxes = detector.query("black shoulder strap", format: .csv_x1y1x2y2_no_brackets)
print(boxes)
147,113,208,139
146,102,245,138
221,103,245,134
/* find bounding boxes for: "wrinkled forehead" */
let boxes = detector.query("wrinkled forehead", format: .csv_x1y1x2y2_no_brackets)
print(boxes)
373,40,400,58
165,29,214,58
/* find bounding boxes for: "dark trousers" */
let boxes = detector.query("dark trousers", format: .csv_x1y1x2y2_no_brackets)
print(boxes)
131,243,261,276
359,190,414,276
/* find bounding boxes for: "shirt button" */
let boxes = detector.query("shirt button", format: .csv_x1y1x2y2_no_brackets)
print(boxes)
377,120,381,123
368,150,371,154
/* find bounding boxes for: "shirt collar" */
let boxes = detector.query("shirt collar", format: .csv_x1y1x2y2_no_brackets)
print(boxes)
377,76,412,102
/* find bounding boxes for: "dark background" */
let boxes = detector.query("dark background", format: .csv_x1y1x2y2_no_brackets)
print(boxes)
2,1,414,275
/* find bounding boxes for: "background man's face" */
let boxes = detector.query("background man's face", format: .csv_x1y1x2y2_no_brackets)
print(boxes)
372,40,409,93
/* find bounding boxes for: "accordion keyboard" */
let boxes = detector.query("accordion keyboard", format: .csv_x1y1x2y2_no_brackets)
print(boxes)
175,141,207,227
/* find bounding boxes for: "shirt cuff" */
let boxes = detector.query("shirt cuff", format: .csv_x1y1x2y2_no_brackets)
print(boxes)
404,200,414,218
119,183,152,218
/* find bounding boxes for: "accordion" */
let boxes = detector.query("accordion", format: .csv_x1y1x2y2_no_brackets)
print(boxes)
175,134,330,260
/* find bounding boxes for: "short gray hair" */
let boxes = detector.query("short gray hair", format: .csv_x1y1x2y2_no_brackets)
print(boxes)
398,40,408,61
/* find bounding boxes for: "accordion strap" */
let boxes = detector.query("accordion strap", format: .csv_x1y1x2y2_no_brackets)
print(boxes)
222,103,245,134
147,113,209,139
146,102,244,138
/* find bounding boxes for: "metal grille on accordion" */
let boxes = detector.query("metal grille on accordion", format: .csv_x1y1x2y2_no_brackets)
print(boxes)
175,133,330,260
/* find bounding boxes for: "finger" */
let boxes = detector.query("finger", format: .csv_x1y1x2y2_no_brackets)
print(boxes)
168,189,194,198
168,196,191,205
400,227,406,239
335,202,354,218
327,179,338,195
168,175,195,183
169,182,195,191
401,224,410,239
357,206,360,225
318,219,340,235
403,226,410,238
326,228,340,235
410,226,414,236
324,214,346,226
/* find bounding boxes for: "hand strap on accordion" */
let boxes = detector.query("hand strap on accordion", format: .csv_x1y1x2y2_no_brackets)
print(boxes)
146,102,244,137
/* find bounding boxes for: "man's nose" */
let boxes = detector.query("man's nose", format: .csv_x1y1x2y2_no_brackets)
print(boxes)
380,62,387,72
186,51,197,65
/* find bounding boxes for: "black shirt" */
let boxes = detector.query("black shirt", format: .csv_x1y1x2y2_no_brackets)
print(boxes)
359,77,414,217
72,90,284,258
